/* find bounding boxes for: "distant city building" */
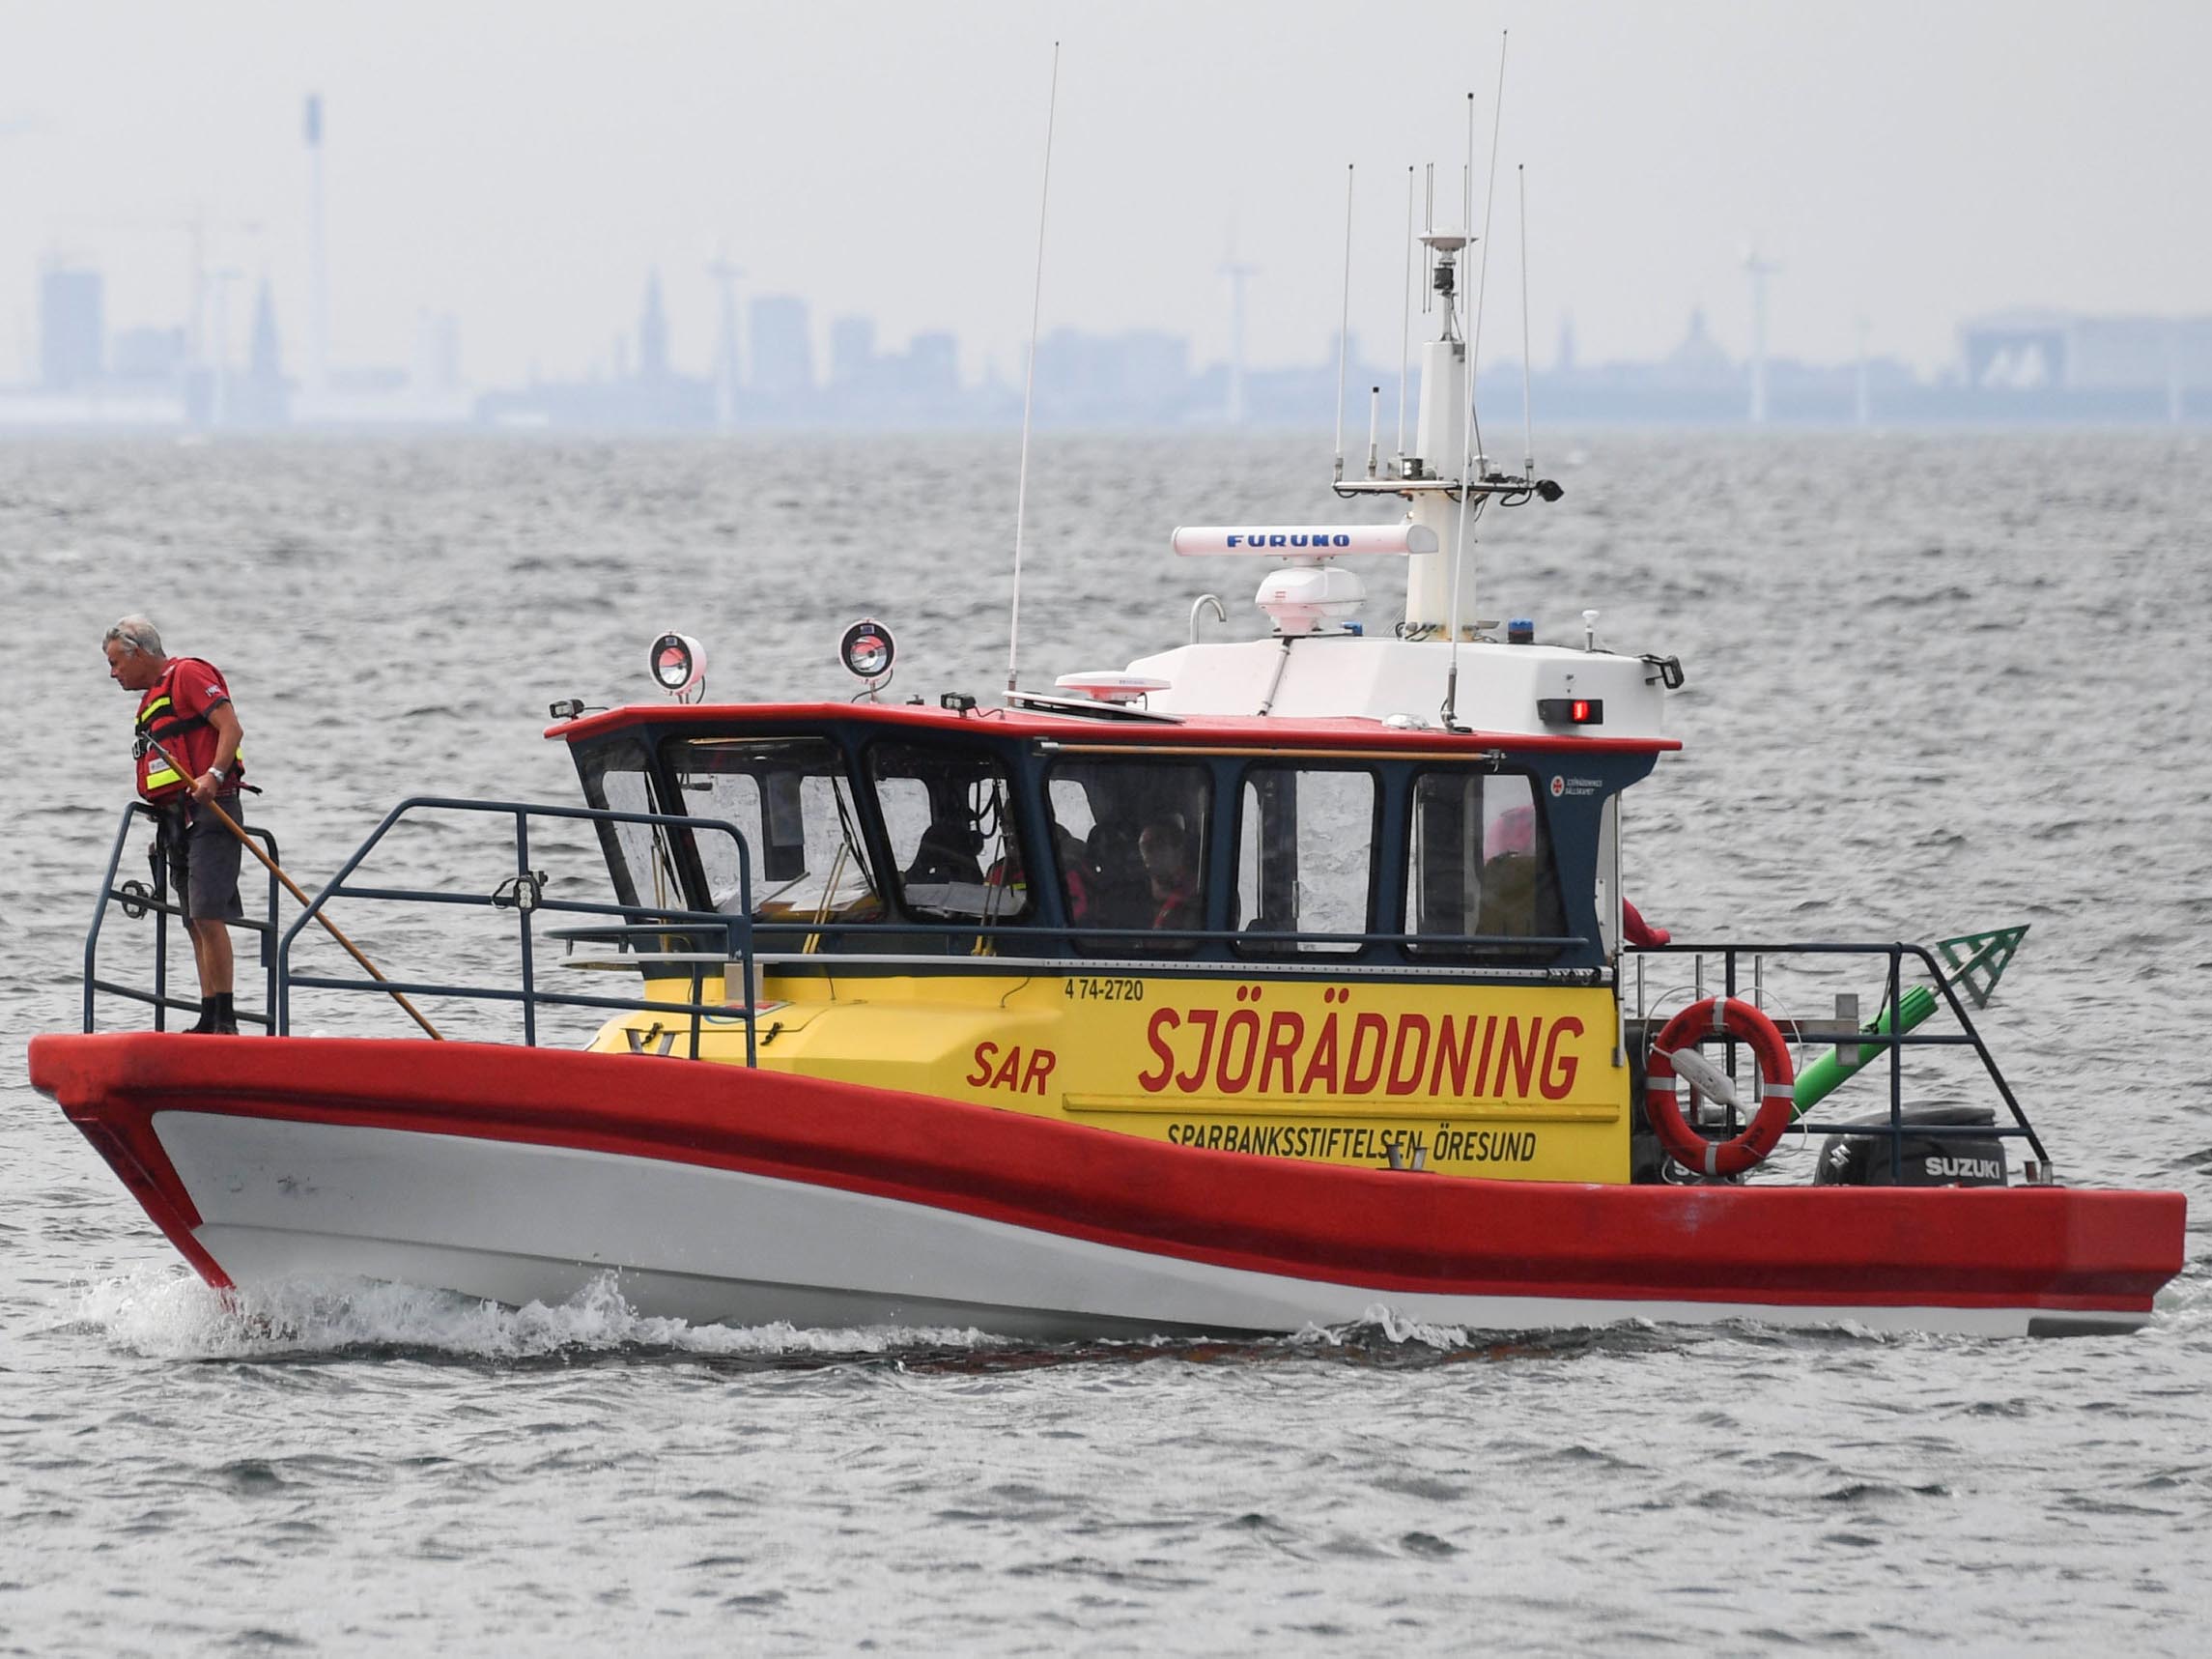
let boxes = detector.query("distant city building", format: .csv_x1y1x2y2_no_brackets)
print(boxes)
750,296,814,399
110,326,186,384
1663,307,1735,386
1961,310,2212,392
5,235,2205,430
904,331,958,398
638,272,670,383
829,314,875,391
235,276,290,426
1034,328,1191,423
413,310,463,395
40,267,103,389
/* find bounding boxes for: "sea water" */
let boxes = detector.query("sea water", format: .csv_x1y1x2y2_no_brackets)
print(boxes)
1,432,2207,1653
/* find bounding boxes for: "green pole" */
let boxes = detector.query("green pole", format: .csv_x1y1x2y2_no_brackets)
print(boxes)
1792,983,1938,1116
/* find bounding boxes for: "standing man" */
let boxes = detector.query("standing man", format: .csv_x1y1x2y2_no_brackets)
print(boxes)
102,616,248,1034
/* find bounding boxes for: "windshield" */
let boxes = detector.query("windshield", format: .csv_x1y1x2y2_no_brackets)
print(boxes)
663,736,881,926
868,742,1032,924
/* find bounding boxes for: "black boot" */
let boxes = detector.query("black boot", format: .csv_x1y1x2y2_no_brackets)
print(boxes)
184,1001,217,1034
212,992,239,1036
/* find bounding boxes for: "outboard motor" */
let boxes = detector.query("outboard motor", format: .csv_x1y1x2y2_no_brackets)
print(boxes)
1814,1105,2008,1187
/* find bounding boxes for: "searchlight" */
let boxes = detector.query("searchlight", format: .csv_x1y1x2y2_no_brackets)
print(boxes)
648,633,707,701
838,618,896,700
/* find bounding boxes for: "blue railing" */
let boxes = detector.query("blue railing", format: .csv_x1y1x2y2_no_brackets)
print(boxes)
81,800,285,1034
273,796,758,1065
1628,939,2052,1172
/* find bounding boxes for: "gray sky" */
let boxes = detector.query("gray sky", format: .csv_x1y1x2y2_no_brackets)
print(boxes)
2,0,2207,386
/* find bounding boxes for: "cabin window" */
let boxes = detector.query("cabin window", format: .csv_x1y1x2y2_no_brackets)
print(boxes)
663,737,881,931
1044,758,1211,952
1234,765,1376,955
867,743,1033,924
1404,770,1566,957
573,736,684,913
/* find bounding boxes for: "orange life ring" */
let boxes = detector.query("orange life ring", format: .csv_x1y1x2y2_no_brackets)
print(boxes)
1645,996,1797,1178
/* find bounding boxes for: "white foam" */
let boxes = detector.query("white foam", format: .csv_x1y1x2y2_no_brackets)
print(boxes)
1289,1301,1480,1351
54,1266,1010,1361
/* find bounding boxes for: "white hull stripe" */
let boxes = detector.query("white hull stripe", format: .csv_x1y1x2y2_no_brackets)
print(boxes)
155,1112,2142,1340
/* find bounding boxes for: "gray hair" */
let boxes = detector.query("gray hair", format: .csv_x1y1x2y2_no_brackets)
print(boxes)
102,615,164,659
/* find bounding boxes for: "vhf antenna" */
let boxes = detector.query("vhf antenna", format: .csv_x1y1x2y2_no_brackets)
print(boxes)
1422,164,1435,315
1331,164,1353,483
1006,41,1060,698
1396,165,1414,465
1517,163,1536,479
1467,30,1508,475
1443,89,1478,731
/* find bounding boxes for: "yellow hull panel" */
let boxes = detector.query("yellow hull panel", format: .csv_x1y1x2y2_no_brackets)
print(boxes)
590,967,1631,1184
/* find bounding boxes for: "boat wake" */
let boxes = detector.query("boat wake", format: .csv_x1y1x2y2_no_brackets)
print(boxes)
54,1268,1017,1365
46,1267,1798,1368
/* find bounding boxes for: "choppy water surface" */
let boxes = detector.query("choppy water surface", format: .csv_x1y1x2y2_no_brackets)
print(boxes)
2,432,2208,1653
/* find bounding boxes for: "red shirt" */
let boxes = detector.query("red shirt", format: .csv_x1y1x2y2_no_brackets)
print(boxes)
135,657,241,801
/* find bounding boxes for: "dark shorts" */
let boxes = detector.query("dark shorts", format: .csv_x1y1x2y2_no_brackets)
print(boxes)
158,795,246,924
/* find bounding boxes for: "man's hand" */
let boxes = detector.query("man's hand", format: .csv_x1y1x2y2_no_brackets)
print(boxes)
188,771,221,805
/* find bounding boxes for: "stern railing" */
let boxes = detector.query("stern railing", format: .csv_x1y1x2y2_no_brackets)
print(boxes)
1628,939,2052,1176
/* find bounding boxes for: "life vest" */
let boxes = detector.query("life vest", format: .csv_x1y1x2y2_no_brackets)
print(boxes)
134,657,243,802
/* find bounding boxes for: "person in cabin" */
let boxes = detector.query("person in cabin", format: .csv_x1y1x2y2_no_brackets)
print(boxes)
1138,817,1202,933
102,616,247,1034
1484,801,1671,946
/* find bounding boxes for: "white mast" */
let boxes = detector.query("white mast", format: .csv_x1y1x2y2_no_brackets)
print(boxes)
1402,230,1471,632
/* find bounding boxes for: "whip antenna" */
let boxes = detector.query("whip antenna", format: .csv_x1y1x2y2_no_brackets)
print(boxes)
1396,165,1414,462
1422,164,1435,315
1467,31,1508,469
1332,164,1353,482
1518,163,1535,478
1442,89,1478,729
1006,41,1061,697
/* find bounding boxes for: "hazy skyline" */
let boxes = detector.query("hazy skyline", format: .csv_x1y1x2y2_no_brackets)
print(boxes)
2,1,2207,389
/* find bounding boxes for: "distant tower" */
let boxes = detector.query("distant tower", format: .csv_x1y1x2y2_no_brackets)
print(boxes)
38,265,103,389
1219,255,1257,424
1555,312,1576,374
748,296,814,400
1743,243,1779,424
2169,323,2186,426
248,275,282,382
706,249,742,428
638,270,669,382
305,95,327,401
1854,315,1871,429
245,275,290,426
207,268,241,425
829,314,875,391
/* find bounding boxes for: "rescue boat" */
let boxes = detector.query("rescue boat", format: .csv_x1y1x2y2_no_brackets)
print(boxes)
29,230,2184,1339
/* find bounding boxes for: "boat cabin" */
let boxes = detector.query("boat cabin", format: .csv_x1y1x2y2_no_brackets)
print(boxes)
553,694,1677,1187
556,698,1674,972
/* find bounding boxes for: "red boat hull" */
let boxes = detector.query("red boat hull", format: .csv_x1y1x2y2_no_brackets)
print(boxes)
27,1032,2187,1338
